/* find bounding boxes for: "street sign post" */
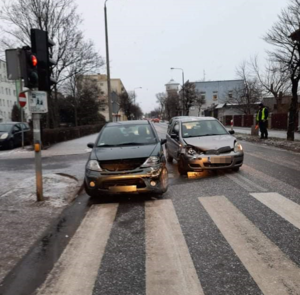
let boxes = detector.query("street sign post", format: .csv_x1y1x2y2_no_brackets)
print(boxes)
18,92,27,148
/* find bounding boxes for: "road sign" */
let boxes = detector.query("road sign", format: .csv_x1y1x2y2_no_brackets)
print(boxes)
18,92,27,108
29,91,48,113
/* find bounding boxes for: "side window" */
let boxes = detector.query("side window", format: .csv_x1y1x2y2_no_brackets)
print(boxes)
172,122,179,134
13,125,21,133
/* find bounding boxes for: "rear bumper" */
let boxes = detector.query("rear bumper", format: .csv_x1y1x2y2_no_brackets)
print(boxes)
181,151,244,171
84,164,168,197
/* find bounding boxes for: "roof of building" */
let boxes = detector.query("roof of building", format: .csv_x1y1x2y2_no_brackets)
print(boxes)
165,79,180,86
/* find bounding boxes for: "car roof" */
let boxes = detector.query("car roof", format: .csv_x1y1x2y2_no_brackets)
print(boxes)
106,120,150,127
177,116,217,123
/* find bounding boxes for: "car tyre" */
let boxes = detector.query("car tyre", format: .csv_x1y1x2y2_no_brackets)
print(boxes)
8,140,14,150
232,167,240,172
178,156,187,176
166,147,173,163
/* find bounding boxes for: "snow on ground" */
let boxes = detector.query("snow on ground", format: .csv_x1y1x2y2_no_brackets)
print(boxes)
1,174,78,208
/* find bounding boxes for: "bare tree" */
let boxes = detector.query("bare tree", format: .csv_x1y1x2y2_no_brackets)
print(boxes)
182,81,197,115
156,92,167,117
264,0,300,141
0,0,104,127
224,61,262,115
251,56,290,103
165,93,180,120
194,91,206,116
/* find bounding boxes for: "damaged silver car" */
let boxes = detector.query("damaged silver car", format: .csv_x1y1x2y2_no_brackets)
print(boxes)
165,117,244,175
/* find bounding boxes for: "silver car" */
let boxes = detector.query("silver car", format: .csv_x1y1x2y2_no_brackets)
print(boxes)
165,117,244,175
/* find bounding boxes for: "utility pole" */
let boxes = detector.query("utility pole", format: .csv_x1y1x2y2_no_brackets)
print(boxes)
104,0,113,122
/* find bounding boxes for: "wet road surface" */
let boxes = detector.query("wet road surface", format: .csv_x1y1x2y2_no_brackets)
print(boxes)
3,123,300,295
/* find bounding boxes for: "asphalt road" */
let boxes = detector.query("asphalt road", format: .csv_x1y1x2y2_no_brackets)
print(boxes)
3,123,300,295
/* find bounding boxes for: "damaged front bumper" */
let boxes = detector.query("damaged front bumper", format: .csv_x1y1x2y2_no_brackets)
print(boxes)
181,151,244,171
84,164,168,197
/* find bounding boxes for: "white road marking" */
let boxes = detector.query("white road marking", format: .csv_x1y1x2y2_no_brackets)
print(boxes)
235,173,268,192
199,196,300,295
36,204,118,295
145,199,204,295
251,192,300,229
225,173,254,191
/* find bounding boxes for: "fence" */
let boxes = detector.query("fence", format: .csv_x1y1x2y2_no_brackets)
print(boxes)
223,112,299,130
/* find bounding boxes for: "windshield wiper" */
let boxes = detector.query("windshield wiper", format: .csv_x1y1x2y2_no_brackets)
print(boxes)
117,142,149,146
96,144,117,147
184,134,222,138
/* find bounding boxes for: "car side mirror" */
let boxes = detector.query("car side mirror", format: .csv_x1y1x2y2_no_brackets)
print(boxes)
229,130,235,135
87,143,94,148
161,138,167,145
171,133,178,139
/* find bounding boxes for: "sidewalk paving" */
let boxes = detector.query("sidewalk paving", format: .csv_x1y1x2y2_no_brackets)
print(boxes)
0,133,98,159
228,127,300,140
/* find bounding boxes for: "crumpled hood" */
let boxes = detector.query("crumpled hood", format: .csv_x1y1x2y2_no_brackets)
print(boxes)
94,144,157,161
184,135,235,151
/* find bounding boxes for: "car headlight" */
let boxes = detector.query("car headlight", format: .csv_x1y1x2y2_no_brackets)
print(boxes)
186,147,197,156
0,133,8,140
87,160,102,172
234,142,243,152
141,156,160,167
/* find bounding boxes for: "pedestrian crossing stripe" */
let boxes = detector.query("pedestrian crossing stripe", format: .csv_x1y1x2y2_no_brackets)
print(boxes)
36,193,300,295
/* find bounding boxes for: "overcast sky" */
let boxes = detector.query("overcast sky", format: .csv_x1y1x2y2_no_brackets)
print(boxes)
76,0,287,113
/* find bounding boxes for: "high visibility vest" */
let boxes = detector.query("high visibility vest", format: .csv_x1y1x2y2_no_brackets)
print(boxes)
256,108,266,121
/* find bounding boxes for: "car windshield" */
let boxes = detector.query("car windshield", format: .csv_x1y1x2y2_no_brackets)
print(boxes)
182,120,228,138
97,124,157,147
0,124,13,132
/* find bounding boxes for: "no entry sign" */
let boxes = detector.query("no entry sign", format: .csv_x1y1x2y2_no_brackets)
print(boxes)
19,92,27,108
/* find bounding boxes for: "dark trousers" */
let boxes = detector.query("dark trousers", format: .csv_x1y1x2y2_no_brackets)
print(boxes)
259,121,268,139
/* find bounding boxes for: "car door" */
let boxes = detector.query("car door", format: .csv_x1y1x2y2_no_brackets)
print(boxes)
166,121,180,159
12,124,22,147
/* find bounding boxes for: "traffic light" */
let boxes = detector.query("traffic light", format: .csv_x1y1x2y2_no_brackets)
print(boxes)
20,46,39,89
31,29,57,91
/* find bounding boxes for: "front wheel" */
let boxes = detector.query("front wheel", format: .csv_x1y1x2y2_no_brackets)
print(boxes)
232,167,240,172
166,147,173,163
159,167,169,193
178,156,188,176
8,140,14,150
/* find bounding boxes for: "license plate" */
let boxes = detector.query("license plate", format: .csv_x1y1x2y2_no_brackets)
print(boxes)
108,185,137,193
209,156,232,164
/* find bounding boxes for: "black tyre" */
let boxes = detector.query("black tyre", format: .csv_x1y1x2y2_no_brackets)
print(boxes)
178,156,188,176
232,167,240,172
166,147,173,163
159,167,169,193
8,140,14,150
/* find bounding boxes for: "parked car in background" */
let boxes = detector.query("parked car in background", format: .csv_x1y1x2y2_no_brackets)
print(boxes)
0,122,30,150
166,117,244,175
151,118,160,123
84,120,168,198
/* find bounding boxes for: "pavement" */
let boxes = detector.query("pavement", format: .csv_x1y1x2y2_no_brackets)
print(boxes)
228,126,300,140
1,123,300,295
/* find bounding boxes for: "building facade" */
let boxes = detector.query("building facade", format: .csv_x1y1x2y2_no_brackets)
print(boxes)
0,59,30,123
189,79,244,116
80,74,127,121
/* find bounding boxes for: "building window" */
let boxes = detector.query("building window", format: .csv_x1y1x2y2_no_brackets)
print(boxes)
13,90,16,96
213,91,218,101
200,92,206,99
100,83,104,86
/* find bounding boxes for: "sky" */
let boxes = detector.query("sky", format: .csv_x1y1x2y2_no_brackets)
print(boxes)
75,0,288,113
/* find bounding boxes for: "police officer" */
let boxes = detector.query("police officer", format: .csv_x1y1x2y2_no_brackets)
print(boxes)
256,103,269,139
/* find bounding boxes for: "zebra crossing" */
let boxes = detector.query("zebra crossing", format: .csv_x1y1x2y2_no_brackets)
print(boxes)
36,186,300,295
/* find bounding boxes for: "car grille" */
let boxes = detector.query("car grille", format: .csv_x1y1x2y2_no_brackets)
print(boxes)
100,158,147,172
204,146,232,155
102,178,146,189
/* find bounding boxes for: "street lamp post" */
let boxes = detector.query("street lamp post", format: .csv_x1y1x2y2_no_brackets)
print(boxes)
171,67,185,115
104,0,113,122
133,87,142,104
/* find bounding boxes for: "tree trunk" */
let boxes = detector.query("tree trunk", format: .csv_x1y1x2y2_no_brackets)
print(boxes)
287,79,298,141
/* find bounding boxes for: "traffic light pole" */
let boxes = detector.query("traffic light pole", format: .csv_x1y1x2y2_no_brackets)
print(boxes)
32,108,44,201
17,48,24,149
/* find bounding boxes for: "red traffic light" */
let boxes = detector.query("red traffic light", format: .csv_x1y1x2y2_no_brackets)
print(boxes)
31,55,38,67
